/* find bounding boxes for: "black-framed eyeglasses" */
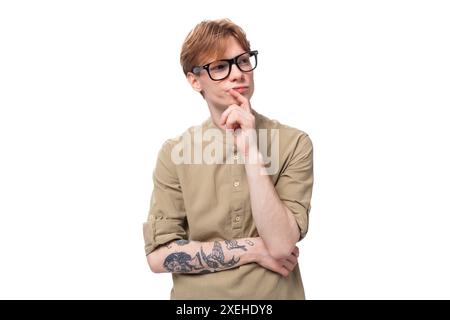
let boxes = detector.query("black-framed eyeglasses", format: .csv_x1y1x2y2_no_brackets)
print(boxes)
192,50,258,81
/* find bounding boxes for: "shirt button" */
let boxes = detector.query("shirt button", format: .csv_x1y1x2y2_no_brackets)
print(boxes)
235,216,241,222
233,181,240,187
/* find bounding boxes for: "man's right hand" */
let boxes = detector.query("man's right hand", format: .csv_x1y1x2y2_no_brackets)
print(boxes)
252,237,299,277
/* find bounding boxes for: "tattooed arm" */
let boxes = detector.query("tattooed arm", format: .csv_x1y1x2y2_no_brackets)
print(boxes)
146,237,299,277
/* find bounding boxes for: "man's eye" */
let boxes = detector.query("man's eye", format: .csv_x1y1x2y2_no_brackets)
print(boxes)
238,58,250,65
210,63,227,71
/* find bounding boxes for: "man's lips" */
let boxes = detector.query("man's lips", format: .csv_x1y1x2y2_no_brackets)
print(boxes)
231,86,249,94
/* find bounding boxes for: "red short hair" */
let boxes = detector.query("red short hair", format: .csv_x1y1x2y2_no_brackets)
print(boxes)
180,19,251,76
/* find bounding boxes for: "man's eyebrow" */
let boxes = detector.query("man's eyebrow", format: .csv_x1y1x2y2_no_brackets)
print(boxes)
218,52,247,61
197,51,247,67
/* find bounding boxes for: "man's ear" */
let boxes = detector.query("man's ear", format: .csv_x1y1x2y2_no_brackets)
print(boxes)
187,72,203,93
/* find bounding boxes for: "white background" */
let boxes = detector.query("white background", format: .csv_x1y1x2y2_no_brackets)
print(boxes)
1,0,449,299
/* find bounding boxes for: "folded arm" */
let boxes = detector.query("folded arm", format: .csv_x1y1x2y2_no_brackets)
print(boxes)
147,237,299,277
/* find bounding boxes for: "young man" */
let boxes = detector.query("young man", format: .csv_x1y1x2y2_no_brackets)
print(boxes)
143,19,314,299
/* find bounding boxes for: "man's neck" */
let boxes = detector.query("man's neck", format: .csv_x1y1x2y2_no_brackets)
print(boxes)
207,104,226,130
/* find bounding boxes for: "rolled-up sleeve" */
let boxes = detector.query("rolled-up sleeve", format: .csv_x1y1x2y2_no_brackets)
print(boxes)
143,141,187,255
275,133,314,241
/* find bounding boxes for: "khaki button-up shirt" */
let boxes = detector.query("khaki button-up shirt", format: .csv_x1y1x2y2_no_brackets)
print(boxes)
143,110,314,299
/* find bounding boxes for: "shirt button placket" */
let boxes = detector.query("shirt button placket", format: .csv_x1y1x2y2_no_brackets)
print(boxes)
230,152,244,236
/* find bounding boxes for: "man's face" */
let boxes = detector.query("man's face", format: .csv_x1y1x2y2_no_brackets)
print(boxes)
188,37,255,111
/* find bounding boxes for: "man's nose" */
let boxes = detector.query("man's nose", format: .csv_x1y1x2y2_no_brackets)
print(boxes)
228,63,244,81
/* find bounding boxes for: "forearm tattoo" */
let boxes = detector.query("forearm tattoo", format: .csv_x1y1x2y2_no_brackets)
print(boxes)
162,252,192,272
201,241,240,269
225,239,247,251
165,239,189,250
175,239,190,246
162,240,242,273
245,240,254,246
